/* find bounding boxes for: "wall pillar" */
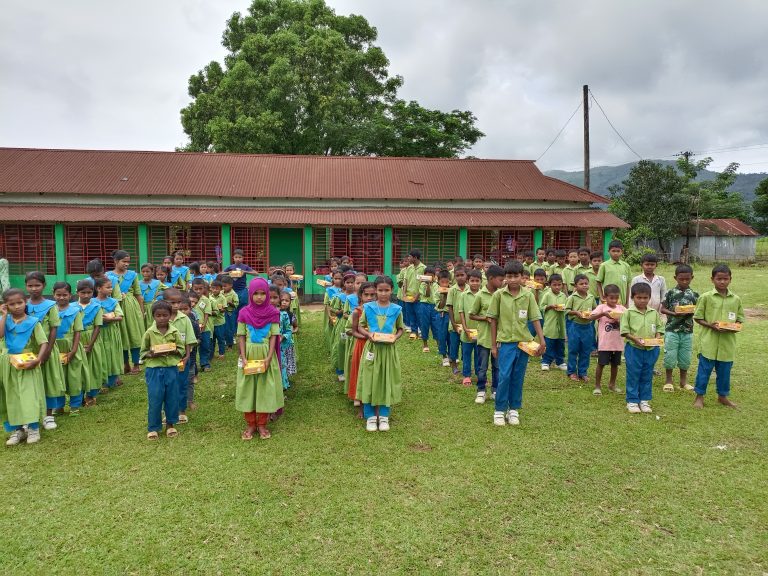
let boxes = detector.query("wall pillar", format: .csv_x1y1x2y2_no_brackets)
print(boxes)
533,228,543,251
384,227,393,277
458,228,468,258
603,229,614,260
138,224,149,265
303,226,314,297
54,223,66,281
221,224,231,267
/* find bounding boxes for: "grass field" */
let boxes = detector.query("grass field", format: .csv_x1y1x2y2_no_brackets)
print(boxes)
3,264,767,575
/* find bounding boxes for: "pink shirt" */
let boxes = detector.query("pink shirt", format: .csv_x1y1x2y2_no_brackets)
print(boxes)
593,303,627,352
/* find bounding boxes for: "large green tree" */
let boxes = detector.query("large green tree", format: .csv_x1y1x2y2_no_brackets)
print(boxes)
752,177,768,233
180,0,483,156
676,156,748,223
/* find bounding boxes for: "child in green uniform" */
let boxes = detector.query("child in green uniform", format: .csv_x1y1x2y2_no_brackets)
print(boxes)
323,270,343,350
539,273,567,371
209,280,227,360
549,249,566,279
1,288,49,446
236,278,284,440
585,251,603,302
284,262,302,327
457,270,483,387
620,283,663,414
25,271,65,431
446,267,468,375
565,274,595,382
140,263,165,331
331,272,356,381
434,271,452,367
76,280,104,406
356,276,404,432
562,249,580,294
140,301,184,440
469,265,504,404
107,250,145,375
597,240,632,306
532,248,547,276
660,264,698,392
417,266,437,353
693,264,744,409
94,277,124,392
52,282,90,416
221,275,239,349
191,278,213,371
163,289,197,421
402,250,426,336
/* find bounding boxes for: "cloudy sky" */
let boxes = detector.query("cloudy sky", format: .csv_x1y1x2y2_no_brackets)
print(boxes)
1,0,766,173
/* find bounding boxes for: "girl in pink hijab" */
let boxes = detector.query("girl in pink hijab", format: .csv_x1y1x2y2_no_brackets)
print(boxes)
235,278,283,440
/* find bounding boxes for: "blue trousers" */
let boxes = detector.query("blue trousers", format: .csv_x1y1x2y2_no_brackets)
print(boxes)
213,324,227,356
567,322,593,377
106,374,118,388
542,337,565,366
461,341,479,378
146,366,179,432
495,342,529,411
363,403,391,419
198,331,212,369
694,354,733,397
418,303,440,343
624,343,659,404
123,348,140,365
236,288,248,315
225,311,237,346
4,421,39,432
435,312,449,356
177,355,192,411
448,331,461,362
476,344,498,391
47,393,84,410
403,300,420,332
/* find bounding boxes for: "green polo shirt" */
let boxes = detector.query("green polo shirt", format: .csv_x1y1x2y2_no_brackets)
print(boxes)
584,267,600,299
468,287,496,348
486,286,541,344
446,284,468,332
457,289,480,343
539,290,566,339
433,283,449,310
223,290,239,312
548,263,565,278
620,306,662,349
597,258,632,303
170,311,198,348
194,295,214,334
565,292,595,325
140,324,183,368
210,293,227,327
403,263,426,297
561,265,578,292
529,261,547,276
418,277,436,303
693,289,744,362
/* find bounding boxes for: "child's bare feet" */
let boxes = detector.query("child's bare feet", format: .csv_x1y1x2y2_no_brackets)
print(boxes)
718,395,737,409
693,395,705,409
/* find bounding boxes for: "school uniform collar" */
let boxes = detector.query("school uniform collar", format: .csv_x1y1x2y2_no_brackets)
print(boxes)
500,286,527,300
711,288,735,298
148,323,180,337
627,304,653,315
478,286,495,297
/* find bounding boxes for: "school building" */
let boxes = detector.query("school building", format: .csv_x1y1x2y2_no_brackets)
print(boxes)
0,148,628,297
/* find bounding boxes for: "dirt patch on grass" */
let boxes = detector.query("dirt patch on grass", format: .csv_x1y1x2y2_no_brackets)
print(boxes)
409,441,433,452
744,307,768,319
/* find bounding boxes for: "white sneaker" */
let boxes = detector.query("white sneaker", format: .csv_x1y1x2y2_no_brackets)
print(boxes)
26,428,41,444
491,391,496,400
378,416,390,432
365,417,378,432
405,327,412,333
640,401,653,413
558,363,568,371
337,375,345,382
506,410,520,425
541,363,550,371
627,402,641,414
493,411,506,426
475,391,486,404
5,428,27,446
43,416,57,430
441,357,450,367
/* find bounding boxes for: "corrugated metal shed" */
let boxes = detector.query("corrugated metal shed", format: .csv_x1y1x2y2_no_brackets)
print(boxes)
689,219,758,237
0,147,608,204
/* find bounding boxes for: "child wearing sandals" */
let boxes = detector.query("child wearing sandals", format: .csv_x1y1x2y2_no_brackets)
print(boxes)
590,284,626,395
140,301,183,440
236,278,283,440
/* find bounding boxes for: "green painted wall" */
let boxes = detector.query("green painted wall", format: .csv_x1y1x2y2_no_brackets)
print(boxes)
138,224,149,265
269,228,303,273
533,228,543,250
458,228,468,258
603,229,614,260
384,227,393,276
221,223,231,267
303,226,318,298
54,223,66,282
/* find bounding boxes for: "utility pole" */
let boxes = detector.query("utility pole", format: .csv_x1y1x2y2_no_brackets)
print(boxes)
583,84,590,190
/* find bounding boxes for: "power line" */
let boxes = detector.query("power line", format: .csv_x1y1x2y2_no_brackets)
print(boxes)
588,88,643,160
536,99,582,162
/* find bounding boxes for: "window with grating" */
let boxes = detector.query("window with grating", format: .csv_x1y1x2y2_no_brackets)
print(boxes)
65,225,138,274
392,229,459,266
348,228,384,275
467,230,498,262
231,226,268,271
543,230,581,252
497,229,534,265
147,226,222,265
0,224,56,275
312,228,331,274
585,229,603,254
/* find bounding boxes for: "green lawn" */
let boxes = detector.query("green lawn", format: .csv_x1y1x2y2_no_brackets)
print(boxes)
3,263,767,575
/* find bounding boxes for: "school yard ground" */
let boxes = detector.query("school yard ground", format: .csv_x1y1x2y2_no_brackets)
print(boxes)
3,264,767,574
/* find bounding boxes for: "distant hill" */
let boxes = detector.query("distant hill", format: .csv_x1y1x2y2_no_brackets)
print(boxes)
546,161,768,202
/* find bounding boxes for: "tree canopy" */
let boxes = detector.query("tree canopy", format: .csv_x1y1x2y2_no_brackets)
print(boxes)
180,0,483,156
752,177,768,233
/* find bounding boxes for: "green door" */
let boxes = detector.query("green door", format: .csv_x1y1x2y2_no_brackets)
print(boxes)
269,228,304,273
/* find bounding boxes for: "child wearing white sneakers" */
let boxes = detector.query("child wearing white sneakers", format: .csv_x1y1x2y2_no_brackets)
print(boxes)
538,273,566,371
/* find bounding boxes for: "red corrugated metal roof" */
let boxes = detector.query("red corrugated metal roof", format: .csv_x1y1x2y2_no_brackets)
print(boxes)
0,204,628,228
692,218,759,237
0,147,608,204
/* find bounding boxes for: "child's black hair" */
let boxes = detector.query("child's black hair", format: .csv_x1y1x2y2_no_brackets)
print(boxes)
437,270,451,281
111,249,130,262
409,249,422,260
589,251,602,260
271,274,287,285
86,259,104,277
76,280,94,293
220,275,234,286
177,293,191,306
573,273,588,286
373,275,394,288
631,282,652,296
141,263,154,272
190,278,206,287
711,263,732,278
486,264,504,279
577,246,591,255
567,248,579,256
187,290,199,301
52,281,71,294
533,268,547,279
93,277,110,291
641,253,658,264
189,262,201,275
546,249,556,257
503,261,525,275
268,285,281,296
233,248,244,257
467,269,483,280
603,284,620,296
608,240,624,250
211,280,223,288
675,264,693,276
453,265,467,275
2,288,25,302
25,271,46,285
207,261,220,274
151,300,172,316
358,281,375,297
163,255,173,262
472,253,483,261
338,265,353,274
523,250,534,259
156,265,171,279
521,269,531,278
554,249,567,258
173,251,185,259
163,287,181,300
424,266,436,276
549,273,563,284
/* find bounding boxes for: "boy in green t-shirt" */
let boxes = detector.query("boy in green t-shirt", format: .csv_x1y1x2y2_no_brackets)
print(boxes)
221,275,239,349
692,264,744,409
659,264,698,392
597,240,632,306
457,270,483,387
562,249,580,294
191,279,213,371
210,279,228,360
538,273,567,371
565,274,595,381
446,267,468,375
469,265,504,404
433,270,452,366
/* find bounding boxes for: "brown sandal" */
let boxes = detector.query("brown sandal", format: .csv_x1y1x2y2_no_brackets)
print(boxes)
166,427,178,438
258,427,271,440
147,431,159,440
241,429,254,440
